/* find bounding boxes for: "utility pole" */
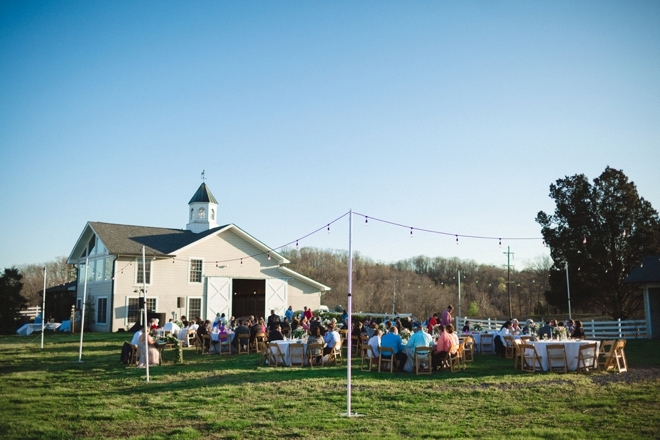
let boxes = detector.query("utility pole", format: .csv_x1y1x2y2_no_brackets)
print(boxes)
503,247,514,318
392,276,397,315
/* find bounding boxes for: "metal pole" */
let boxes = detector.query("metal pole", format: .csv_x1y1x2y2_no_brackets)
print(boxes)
457,269,461,319
143,246,150,382
565,262,572,320
346,209,354,416
78,258,89,362
506,247,512,318
41,266,46,349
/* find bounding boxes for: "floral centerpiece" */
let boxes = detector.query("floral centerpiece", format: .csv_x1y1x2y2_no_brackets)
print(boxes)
292,328,306,340
399,328,412,343
378,323,387,332
472,323,483,333
164,334,183,363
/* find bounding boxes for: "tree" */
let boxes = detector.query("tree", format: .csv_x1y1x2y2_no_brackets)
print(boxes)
536,166,660,319
0,268,27,333
18,256,76,306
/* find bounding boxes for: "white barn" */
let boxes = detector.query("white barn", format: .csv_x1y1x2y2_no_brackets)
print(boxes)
67,183,330,332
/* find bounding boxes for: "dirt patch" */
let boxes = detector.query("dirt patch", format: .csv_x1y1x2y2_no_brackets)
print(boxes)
589,367,660,386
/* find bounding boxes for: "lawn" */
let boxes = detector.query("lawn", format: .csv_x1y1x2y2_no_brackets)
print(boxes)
0,332,658,440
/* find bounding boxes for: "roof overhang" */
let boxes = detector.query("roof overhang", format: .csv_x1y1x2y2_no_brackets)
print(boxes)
278,266,331,291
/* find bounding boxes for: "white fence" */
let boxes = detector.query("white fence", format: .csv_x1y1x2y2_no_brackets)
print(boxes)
455,316,648,340
19,306,42,318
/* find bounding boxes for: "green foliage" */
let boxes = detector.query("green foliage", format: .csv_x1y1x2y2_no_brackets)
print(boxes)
0,268,26,334
467,300,479,316
537,167,660,319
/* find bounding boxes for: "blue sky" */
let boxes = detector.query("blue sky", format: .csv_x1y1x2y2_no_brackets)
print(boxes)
1,1,659,271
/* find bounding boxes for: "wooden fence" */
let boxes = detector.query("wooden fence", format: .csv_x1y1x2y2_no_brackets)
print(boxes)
455,316,648,339
19,306,42,318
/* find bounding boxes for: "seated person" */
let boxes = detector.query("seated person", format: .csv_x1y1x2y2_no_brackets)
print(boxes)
249,319,266,346
537,321,553,339
196,320,211,351
307,326,325,364
494,321,512,357
571,320,585,339
268,324,285,342
280,320,291,337
462,321,471,333
433,324,459,369
232,319,250,351
380,327,407,372
137,330,160,367
368,328,382,358
322,322,341,356
406,323,433,349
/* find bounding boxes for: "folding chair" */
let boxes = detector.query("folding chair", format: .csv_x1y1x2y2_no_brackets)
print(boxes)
266,343,286,367
237,333,250,354
448,343,466,372
196,334,210,355
130,344,140,366
360,345,378,372
575,342,599,373
503,336,515,359
253,332,267,353
462,335,474,362
289,343,305,367
307,343,325,367
217,334,232,355
351,335,360,356
600,340,627,372
379,347,395,373
326,341,343,366
480,334,494,354
186,330,196,348
340,330,349,352
545,344,568,374
414,346,432,375
519,343,543,373
258,341,269,365
597,340,616,370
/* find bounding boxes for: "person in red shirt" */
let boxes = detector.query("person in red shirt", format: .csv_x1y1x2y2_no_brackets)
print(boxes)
427,313,438,334
303,306,314,321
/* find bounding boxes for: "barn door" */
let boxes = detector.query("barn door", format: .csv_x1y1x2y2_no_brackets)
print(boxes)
265,278,287,317
205,276,232,321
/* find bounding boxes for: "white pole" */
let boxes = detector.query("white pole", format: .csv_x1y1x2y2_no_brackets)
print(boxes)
457,269,461,320
143,246,150,382
346,209,354,416
41,266,47,349
392,276,396,315
78,258,89,362
565,262,572,320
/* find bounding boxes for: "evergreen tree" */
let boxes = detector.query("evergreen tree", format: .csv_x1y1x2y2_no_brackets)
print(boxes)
0,268,26,333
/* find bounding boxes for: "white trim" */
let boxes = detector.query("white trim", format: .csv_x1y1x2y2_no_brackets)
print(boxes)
96,296,109,325
173,224,290,264
188,257,204,284
187,296,203,320
278,266,331,291
134,258,153,286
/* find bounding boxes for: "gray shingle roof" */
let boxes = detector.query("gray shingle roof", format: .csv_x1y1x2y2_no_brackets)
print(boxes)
89,222,228,256
624,255,660,284
188,183,218,204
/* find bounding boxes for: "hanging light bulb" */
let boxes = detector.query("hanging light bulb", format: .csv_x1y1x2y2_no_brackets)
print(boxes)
499,238,502,248
605,269,608,273
578,267,581,271
296,240,299,250
583,237,587,244
240,258,243,266
622,229,627,237
542,240,546,247
410,227,413,238
327,224,330,234
268,252,271,261
640,262,644,268
456,235,459,245
172,259,175,264
365,216,368,226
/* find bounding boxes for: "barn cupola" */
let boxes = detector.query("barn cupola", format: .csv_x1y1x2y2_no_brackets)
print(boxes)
186,183,219,233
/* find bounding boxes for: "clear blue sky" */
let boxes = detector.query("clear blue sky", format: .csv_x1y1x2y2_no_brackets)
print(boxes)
1,1,659,271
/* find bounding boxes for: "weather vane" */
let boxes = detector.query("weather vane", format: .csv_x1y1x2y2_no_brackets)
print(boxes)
201,170,206,181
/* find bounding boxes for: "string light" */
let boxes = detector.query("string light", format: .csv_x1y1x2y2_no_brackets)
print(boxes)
267,252,271,261
542,240,546,247
296,240,299,250
410,227,413,238
365,216,368,226
456,235,459,245
640,262,644,268
622,229,626,237
583,237,587,244
240,258,243,266
499,238,502,248
327,224,330,234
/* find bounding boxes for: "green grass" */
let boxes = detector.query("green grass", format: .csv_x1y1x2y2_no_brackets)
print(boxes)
0,333,659,439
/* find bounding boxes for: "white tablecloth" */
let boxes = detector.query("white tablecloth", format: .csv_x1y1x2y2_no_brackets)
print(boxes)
527,340,600,371
465,333,521,353
271,340,309,366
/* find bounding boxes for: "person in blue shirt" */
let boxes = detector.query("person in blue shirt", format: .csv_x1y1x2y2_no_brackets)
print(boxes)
380,326,408,372
285,306,294,323
406,323,433,349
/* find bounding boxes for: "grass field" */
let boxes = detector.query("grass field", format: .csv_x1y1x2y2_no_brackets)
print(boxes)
0,332,659,440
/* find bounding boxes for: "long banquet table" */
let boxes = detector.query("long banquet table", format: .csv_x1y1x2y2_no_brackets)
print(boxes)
270,340,310,366
524,339,601,371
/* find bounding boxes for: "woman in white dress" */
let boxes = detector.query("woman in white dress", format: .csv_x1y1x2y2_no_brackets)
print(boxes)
137,330,160,367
